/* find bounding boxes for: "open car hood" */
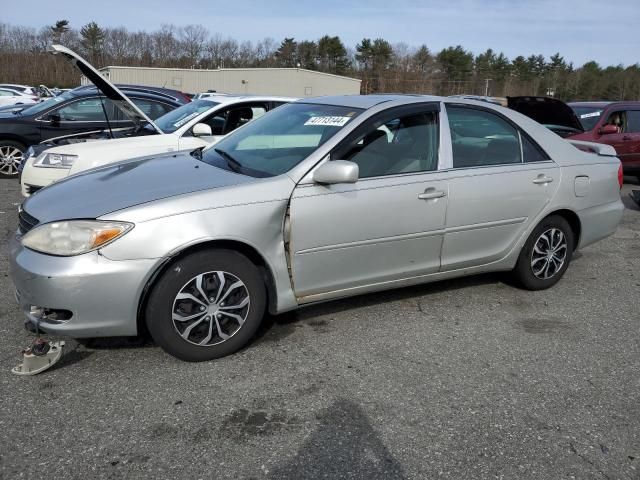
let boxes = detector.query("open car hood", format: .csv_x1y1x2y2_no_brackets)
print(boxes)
507,96,584,136
49,44,162,134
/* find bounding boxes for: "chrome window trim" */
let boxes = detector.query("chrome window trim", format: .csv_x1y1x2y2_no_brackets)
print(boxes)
296,159,558,189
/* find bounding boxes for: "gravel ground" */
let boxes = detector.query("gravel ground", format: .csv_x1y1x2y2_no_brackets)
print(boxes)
0,177,639,479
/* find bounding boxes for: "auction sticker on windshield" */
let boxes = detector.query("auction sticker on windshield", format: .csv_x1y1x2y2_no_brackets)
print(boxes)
304,116,352,127
580,111,601,119
173,112,201,128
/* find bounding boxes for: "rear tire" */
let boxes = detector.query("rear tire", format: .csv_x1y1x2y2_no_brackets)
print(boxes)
512,215,574,290
0,140,25,178
145,249,266,362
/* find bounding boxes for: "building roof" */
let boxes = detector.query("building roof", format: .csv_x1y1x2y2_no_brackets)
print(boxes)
98,66,361,83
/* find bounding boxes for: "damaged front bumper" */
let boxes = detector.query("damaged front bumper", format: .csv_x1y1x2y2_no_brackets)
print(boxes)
9,234,158,338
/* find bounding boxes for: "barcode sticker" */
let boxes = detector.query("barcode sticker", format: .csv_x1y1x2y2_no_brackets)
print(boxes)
304,116,351,127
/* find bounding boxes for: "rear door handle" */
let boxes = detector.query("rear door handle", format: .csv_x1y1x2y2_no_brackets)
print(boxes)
532,175,554,185
417,188,446,200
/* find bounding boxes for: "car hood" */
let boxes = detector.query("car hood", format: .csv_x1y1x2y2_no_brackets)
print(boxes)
507,96,584,133
22,152,255,223
49,44,162,134
45,133,175,156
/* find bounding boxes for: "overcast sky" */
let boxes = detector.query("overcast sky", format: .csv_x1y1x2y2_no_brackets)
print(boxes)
5,0,639,67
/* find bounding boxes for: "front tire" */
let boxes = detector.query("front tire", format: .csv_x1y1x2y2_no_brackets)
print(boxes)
0,140,25,178
145,249,266,361
513,215,574,290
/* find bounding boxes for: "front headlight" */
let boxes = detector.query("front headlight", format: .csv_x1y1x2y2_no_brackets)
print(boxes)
21,220,133,256
32,152,78,169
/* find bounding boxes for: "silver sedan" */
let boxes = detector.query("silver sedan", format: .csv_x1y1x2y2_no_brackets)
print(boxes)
10,95,624,361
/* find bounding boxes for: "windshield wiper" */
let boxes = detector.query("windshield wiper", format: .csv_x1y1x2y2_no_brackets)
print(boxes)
214,148,243,173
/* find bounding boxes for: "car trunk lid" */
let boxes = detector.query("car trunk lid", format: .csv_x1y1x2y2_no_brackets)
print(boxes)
507,96,584,137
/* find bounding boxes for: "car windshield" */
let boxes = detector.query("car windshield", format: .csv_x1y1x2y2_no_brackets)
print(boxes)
154,99,220,134
200,102,362,178
571,106,603,131
19,90,76,116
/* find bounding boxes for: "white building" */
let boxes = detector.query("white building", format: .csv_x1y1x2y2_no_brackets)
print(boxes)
81,66,362,97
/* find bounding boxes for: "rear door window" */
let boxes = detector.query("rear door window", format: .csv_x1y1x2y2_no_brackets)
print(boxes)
447,106,550,167
54,98,112,122
626,111,640,133
130,98,175,120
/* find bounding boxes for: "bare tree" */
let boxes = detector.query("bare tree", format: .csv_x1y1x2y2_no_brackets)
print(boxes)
180,24,208,66
0,20,638,100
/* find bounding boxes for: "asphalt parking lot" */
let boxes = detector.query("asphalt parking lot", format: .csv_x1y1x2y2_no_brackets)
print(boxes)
0,177,639,479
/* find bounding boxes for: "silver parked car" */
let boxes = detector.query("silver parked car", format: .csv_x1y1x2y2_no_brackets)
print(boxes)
10,95,624,361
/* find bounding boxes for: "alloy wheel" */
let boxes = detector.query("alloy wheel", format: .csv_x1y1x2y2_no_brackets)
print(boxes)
530,228,567,280
171,271,250,346
0,146,23,176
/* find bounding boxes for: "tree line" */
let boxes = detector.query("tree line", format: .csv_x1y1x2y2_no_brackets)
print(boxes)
1,20,639,101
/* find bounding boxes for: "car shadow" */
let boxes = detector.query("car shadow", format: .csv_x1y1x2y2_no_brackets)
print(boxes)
53,273,494,358
622,193,639,211
254,272,504,343
47,343,95,372
75,335,156,350
622,177,639,207
623,176,639,186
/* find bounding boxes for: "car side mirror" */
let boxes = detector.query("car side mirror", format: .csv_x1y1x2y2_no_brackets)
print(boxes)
48,113,61,125
313,160,359,184
192,123,212,137
599,124,619,135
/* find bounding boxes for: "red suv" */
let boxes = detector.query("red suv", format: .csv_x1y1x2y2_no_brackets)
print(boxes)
568,102,640,180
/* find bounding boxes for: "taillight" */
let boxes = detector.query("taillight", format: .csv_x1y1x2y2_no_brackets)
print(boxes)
618,164,623,189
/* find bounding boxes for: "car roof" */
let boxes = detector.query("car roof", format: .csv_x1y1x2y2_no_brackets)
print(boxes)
568,101,611,107
69,85,183,105
211,95,297,105
569,101,640,108
73,84,186,104
300,94,444,109
115,84,189,103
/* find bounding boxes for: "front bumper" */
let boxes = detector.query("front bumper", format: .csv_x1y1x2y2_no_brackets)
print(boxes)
9,234,158,338
20,158,69,197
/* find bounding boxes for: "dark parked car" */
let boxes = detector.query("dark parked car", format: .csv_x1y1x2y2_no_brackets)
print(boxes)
507,96,585,138
0,85,187,177
568,101,640,179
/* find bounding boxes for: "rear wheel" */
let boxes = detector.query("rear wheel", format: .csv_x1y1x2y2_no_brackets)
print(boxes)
145,249,266,361
0,140,25,178
513,215,574,290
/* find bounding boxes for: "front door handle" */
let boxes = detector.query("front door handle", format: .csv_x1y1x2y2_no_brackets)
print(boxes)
532,175,554,185
417,188,446,200
623,135,632,141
